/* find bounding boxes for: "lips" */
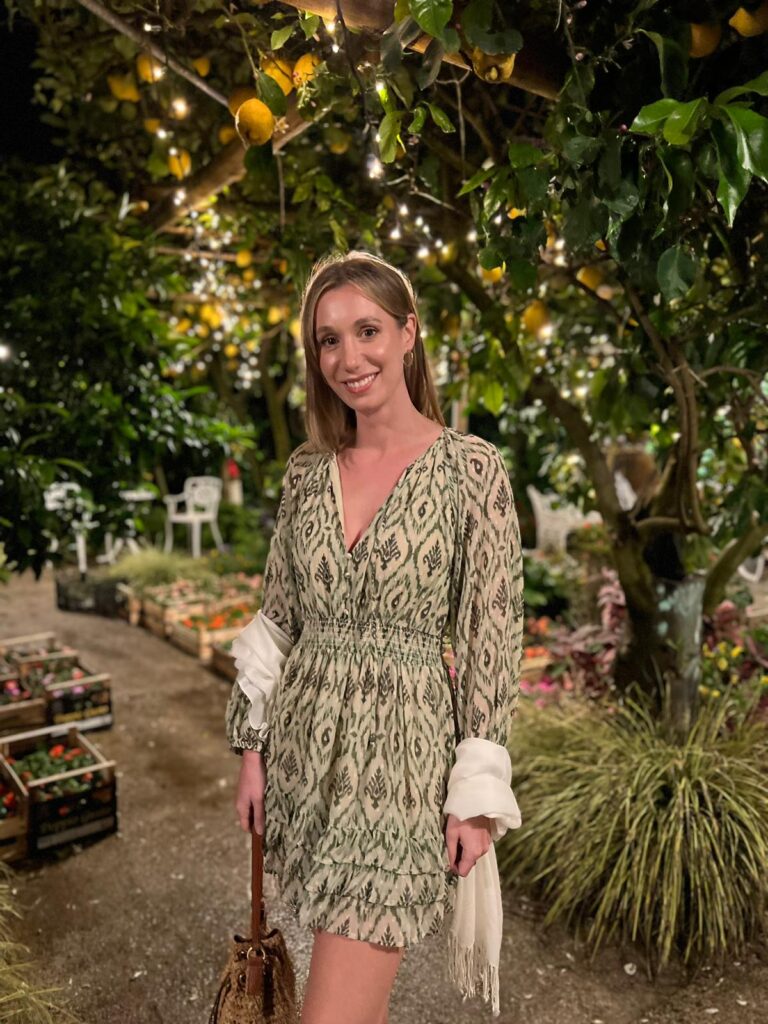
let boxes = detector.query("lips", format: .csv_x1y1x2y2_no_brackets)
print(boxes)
343,372,379,393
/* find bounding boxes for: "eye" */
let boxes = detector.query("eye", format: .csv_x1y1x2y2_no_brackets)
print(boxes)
361,327,378,338
318,335,337,347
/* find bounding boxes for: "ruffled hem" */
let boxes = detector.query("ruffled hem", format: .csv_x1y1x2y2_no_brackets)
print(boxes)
276,876,454,948
263,806,457,947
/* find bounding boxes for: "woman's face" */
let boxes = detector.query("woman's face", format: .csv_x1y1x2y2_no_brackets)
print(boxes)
314,283,416,410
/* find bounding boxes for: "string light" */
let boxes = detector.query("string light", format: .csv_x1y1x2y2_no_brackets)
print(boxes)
0,343,10,360
389,226,401,240
332,43,340,53
398,203,408,216
367,155,383,179
171,97,189,119
417,245,430,259
173,188,186,206
324,18,336,33
466,228,477,242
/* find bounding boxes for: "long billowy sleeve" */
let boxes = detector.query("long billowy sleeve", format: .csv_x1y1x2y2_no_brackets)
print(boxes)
225,450,305,756
442,435,525,1017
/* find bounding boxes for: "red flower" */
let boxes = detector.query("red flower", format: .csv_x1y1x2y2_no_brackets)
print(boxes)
49,744,66,758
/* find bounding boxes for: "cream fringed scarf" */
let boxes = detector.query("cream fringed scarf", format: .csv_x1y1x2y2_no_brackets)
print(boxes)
443,737,522,1017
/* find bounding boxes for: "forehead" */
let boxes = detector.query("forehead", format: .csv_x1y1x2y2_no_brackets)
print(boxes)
314,283,389,329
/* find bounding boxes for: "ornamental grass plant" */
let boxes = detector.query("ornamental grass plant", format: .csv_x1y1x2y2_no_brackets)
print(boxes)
0,862,80,1022
107,549,215,594
499,691,768,973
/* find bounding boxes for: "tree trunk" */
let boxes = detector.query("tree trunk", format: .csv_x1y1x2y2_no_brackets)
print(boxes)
615,570,707,738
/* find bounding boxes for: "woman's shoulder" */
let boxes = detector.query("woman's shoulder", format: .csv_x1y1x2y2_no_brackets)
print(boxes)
443,427,506,473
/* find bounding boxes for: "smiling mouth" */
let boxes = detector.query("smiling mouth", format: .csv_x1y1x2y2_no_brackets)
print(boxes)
343,372,379,392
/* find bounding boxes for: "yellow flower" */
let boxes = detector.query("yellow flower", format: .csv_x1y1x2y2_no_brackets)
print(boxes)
711,690,721,699
717,641,728,653
731,645,743,658
761,675,768,687
716,657,728,671
698,685,710,697
702,645,714,658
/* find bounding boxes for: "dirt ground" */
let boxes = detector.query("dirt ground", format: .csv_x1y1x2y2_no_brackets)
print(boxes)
2,572,767,1024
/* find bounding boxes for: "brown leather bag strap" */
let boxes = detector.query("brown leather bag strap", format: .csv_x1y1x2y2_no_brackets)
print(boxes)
246,828,265,997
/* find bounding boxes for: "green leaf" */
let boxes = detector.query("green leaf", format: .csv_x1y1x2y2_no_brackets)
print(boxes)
630,99,683,135
426,102,454,133
507,142,543,169
457,164,494,196
723,107,768,182
639,29,687,98
409,0,452,38
711,118,751,225
661,98,708,146
505,258,537,291
715,70,768,107
462,0,522,54
482,379,505,415
270,25,294,50
478,245,504,270
656,148,694,233
379,111,404,163
657,246,696,301
416,37,445,89
255,71,287,117
299,14,321,39
562,133,602,165
408,105,427,134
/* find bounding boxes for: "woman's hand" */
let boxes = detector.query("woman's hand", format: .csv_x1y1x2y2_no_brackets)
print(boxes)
445,813,492,877
236,750,267,835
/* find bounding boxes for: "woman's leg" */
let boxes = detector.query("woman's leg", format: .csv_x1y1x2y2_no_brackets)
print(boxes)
300,929,405,1024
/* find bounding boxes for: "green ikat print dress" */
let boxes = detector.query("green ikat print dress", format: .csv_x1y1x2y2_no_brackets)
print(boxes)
225,425,524,948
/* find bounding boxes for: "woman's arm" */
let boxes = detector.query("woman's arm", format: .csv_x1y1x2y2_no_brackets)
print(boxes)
444,436,525,873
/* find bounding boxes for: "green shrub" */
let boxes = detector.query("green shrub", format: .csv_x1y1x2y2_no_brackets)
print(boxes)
210,504,270,576
107,549,215,594
499,693,768,972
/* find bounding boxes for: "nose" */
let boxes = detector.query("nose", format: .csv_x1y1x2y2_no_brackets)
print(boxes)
340,337,362,372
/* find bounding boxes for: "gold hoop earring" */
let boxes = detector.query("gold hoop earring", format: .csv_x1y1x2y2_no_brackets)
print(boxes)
403,349,415,368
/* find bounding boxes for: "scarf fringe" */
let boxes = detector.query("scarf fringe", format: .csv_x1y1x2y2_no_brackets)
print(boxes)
447,933,500,1018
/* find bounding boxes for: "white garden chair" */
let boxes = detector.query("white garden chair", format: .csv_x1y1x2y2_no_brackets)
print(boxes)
164,476,225,558
44,482,96,576
526,485,602,554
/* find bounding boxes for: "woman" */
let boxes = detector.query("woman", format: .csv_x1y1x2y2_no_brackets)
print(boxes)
225,251,524,1023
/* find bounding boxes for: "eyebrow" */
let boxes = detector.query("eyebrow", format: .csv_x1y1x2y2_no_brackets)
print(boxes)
315,316,383,334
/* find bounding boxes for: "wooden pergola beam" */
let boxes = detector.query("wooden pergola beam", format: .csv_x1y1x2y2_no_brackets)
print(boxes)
277,0,562,100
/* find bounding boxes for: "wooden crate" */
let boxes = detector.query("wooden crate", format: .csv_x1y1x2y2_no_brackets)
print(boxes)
210,643,237,682
0,762,28,863
0,632,59,674
0,690,47,736
170,622,245,666
15,650,79,685
521,654,551,684
115,583,142,626
143,595,209,638
0,725,117,856
45,669,113,732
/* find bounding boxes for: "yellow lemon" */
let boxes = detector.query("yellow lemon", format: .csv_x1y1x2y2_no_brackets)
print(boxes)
480,264,504,284
507,206,527,220
235,249,253,269
218,125,237,145
192,56,211,77
262,58,294,95
595,239,607,251
729,3,768,35
143,117,162,134
176,318,193,334
224,343,240,358
275,257,288,275
235,97,276,147
689,22,722,56
522,300,551,336
289,317,302,340
242,268,256,283
196,324,210,338
576,265,603,291
107,73,140,103
326,127,350,154
167,149,191,179
136,53,165,83
292,53,321,86
200,303,223,329
228,85,258,117
267,305,284,325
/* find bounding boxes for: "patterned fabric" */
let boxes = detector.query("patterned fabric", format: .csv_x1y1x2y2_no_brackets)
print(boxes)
225,426,524,948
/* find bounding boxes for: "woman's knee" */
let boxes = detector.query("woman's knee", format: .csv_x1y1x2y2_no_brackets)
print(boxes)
300,930,404,1024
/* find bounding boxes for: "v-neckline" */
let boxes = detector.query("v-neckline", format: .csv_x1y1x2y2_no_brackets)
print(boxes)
330,426,447,557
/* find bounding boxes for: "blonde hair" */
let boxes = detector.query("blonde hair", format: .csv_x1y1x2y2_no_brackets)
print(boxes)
298,250,444,453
